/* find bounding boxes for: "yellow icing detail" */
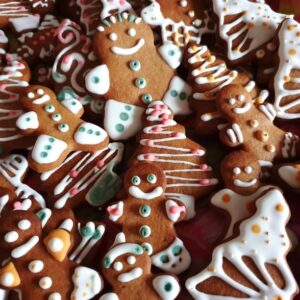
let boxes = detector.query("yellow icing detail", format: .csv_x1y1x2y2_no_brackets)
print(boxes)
0,262,20,287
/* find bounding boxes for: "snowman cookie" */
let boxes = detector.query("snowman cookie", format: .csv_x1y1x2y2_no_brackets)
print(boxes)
16,85,108,172
85,13,191,140
100,233,180,300
107,162,191,274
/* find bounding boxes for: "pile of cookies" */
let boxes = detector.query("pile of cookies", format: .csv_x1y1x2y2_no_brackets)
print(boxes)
0,0,299,299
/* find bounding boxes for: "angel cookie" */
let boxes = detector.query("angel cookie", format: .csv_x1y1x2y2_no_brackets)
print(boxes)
217,84,300,166
141,0,213,69
107,162,191,274
16,85,108,172
186,188,299,299
86,13,192,140
131,101,219,220
100,233,180,300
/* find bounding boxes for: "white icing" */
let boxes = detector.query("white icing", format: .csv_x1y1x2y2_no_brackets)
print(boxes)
100,0,134,19
278,165,300,189
108,201,124,222
233,103,251,114
59,219,73,232
11,236,39,258
28,260,44,273
74,122,107,145
234,178,257,188
61,99,83,115
48,292,61,300
158,43,182,69
117,267,143,283
99,293,119,300
113,261,123,271
0,195,9,216
0,272,14,287
85,64,110,95
127,256,136,265
39,276,52,289
165,200,185,222
152,275,180,300
16,111,39,130
4,231,19,243
111,38,145,56
47,237,64,253
129,186,163,200
17,219,31,231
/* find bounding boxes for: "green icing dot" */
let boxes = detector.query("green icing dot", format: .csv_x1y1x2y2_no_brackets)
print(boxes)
134,245,143,255
139,225,151,238
160,255,170,264
37,211,46,221
93,76,100,84
92,229,102,240
172,245,182,256
80,226,93,237
115,123,125,133
170,90,178,97
87,129,93,134
135,77,146,89
79,127,85,132
179,92,187,100
44,145,52,150
139,205,151,217
131,176,140,185
168,50,175,56
129,60,141,71
71,101,76,105
125,105,132,111
40,152,48,158
49,137,55,143
95,131,101,136
103,257,111,269
142,93,152,104
120,112,129,121
164,282,172,292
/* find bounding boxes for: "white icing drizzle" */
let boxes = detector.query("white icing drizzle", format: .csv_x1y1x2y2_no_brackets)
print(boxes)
117,267,143,283
278,165,300,189
11,236,39,258
129,186,163,200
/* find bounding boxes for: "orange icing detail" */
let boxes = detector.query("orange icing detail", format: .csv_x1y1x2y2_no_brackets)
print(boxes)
288,49,297,56
222,193,231,203
275,204,284,212
251,224,261,234
0,262,20,287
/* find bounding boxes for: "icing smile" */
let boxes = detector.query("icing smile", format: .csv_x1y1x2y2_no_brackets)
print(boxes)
111,39,145,56
233,103,251,114
234,178,257,187
129,186,163,200
117,267,143,282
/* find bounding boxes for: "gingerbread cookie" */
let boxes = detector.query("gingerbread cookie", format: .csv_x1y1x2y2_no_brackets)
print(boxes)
211,0,288,64
100,0,134,20
16,85,108,172
100,232,180,300
211,150,272,238
86,13,192,140
217,84,300,166
273,17,300,120
0,209,103,299
141,0,213,69
0,54,35,156
107,162,191,274
35,143,124,209
184,43,269,136
274,162,300,193
131,101,219,219
186,187,298,299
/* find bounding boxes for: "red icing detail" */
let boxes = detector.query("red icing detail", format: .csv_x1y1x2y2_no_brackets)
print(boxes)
13,202,22,210
144,154,156,161
199,179,210,185
170,205,186,214
70,170,78,178
107,206,121,216
70,188,79,196
97,160,105,169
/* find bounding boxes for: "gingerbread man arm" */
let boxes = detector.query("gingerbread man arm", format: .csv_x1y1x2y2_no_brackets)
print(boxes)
85,64,110,96
219,123,244,147
258,103,277,122
165,199,186,224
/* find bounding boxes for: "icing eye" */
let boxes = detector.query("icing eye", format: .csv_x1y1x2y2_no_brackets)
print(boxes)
131,176,141,186
127,256,136,265
51,113,61,122
44,105,55,113
58,123,69,133
233,167,241,175
4,231,19,243
28,92,35,99
160,255,170,264
147,174,157,184
128,28,136,37
109,33,118,41
244,166,253,174
238,95,245,102
228,98,236,105
37,89,44,95
113,261,123,271
17,219,31,231
103,257,111,269
129,60,141,72
142,242,153,255
141,93,152,104
139,205,151,217
133,245,143,255
172,245,182,256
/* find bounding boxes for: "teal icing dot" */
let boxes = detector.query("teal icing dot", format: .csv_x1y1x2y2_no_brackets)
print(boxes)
129,60,141,71
92,76,100,84
172,245,182,256
103,257,111,269
170,90,178,97
79,127,86,132
120,112,129,121
40,152,48,158
147,174,156,184
160,255,170,264
71,101,77,105
87,129,93,134
168,50,175,56
37,211,46,221
134,245,143,255
49,137,55,143
95,131,101,136
139,225,151,238
44,105,55,112
141,93,152,104
115,123,125,133
135,77,146,89
125,105,132,111
25,117,31,122
142,243,153,255
164,283,172,292
44,145,52,150
179,92,187,100
92,229,102,240
80,226,93,238
139,205,151,218
131,176,140,185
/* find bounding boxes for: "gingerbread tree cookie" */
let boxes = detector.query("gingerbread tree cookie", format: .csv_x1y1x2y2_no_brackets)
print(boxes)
141,0,213,69
211,0,288,64
217,84,300,166
107,162,191,274
131,101,219,220
16,85,108,172
100,233,180,300
186,188,298,299
85,13,191,140
0,209,103,299
184,43,269,136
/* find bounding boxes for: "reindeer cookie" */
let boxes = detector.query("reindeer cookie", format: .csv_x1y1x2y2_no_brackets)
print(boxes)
86,13,191,140
186,188,298,299
217,84,300,166
0,209,103,299
141,0,213,69
16,85,108,172
131,101,219,220
107,162,191,274
100,233,180,300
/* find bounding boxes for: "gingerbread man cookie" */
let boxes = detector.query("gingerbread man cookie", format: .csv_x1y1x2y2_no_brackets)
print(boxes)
16,85,108,172
217,84,300,166
0,209,103,299
100,232,180,300
107,162,191,274
186,188,298,299
184,43,269,136
131,101,219,220
211,150,272,239
141,0,213,69
86,13,191,140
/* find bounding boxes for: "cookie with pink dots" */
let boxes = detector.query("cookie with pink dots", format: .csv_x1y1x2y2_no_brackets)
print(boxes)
16,85,109,172
86,13,192,140
100,232,180,300
0,208,104,299
186,187,298,299
107,162,191,274
217,84,300,167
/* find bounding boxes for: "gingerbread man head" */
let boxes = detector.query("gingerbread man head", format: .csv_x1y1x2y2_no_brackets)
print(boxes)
124,162,167,200
221,150,261,196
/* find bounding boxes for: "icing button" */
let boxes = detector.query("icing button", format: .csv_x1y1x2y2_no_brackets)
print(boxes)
135,77,146,89
139,225,151,238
